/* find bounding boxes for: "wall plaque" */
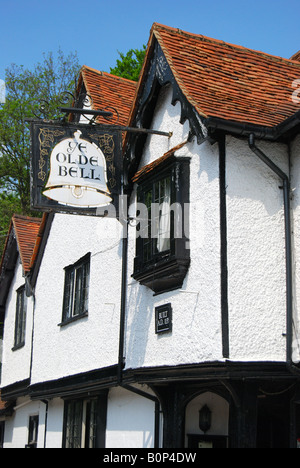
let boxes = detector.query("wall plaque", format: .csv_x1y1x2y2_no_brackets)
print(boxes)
155,303,172,334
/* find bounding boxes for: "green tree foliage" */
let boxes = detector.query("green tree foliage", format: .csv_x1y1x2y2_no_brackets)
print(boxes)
0,49,80,255
0,45,145,257
110,45,146,81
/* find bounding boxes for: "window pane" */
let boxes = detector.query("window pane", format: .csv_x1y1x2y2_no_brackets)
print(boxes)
65,401,83,449
74,260,90,316
158,177,171,252
14,286,26,347
143,188,153,262
74,266,83,317
64,399,98,449
62,255,90,322
83,261,90,314
139,176,171,262
85,400,97,449
28,415,39,448
62,269,74,321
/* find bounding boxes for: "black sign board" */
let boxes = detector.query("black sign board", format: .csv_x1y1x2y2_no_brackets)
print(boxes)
30,121,123,217
155,303,172,334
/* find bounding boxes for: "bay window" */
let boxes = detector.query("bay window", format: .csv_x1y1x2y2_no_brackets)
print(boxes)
133,156,190,295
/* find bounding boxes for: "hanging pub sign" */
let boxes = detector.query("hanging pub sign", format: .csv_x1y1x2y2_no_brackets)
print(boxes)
30,121,122,217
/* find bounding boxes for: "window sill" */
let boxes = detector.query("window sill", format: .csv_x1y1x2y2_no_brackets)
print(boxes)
133,256,190,295
12,342,25,352
58,311,88,327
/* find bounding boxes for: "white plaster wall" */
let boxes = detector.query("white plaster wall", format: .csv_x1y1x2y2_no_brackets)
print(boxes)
3,396,63,448
106,386,156,448
31,213,123,384
125,86,223,369
43,398,64,448
1,260,34,388
226,136,288,361
291,134,300,363
3,397,42,448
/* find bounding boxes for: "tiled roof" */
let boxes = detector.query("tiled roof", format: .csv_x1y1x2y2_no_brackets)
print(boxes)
0,391,14,416
80,66,137,126
12,215,44,274
132,140,188,182
291,51,300,62
0,391,5,411
144,23,300,128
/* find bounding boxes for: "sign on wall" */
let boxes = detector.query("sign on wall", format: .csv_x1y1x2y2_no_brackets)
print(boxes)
30,121,122,216
155,303,172,334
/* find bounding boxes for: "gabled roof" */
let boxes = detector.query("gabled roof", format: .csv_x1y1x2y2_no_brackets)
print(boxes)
136,23,300,129
79,66,137,126
132,140,188,183
291,51,300,62
11,215,43,275
0,214,46,321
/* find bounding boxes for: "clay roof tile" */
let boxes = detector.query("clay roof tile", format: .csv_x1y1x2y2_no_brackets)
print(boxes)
12,215,43,274
80,66,137,126
148,23,300,127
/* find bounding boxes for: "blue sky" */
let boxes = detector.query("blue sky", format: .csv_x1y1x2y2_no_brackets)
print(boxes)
1,0,300,85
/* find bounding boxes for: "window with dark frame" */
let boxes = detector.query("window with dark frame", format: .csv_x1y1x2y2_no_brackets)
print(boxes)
133,156,190,295
61,253,90,324
141,175,172,263
13,285,27,349
0,421,4,448
27,415,39,448
63,399,98,449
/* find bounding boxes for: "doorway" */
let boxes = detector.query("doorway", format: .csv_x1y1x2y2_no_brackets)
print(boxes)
256,392,290,448
185,392,229,448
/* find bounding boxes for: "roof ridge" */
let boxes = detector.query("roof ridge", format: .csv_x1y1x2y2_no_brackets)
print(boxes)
81,65,137,84
152,25,206,116
152,22,300,67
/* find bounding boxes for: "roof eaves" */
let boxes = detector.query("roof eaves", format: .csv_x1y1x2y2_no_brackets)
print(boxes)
204,107,300,141
150,23,300,130
132,140,189,183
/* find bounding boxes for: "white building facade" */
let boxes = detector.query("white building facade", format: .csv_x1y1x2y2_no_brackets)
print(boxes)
1,24,300,448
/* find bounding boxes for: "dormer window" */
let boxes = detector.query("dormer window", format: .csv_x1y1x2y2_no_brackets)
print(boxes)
132,154,190,295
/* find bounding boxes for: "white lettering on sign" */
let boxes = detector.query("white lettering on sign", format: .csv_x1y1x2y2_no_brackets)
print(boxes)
43,130,112,207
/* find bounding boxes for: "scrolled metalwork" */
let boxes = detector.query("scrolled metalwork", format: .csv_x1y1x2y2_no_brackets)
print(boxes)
32,99,53,120
30,88,118,124
101,106,120,124
79,92,93,109
58,91,75,106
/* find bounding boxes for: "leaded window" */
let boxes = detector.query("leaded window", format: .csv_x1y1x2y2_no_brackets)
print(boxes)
63,399,98,449
141,175,171,263
62,253,90,324
133,157,190,295
14,285,27,349
27,415,39,448
63,400,83,449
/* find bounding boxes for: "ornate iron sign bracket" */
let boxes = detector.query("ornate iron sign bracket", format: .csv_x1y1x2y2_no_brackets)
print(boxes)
32,94,171,137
